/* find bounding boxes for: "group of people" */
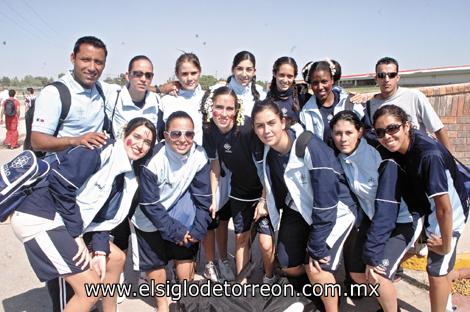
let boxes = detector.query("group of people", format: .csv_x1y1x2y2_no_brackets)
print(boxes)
4,35,469,312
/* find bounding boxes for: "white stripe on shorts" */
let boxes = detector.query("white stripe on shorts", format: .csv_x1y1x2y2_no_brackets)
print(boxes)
439,237,458,276
388,216,424,279
35,231,72,275
129,222,140,271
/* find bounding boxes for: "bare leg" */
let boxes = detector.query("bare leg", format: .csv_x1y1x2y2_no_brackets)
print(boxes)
258,233,275,278
101,243,126,312
305,263,338,312
63,270,101,312
429,275,451,312
203,229,216,262
235,231,251,283
175,259,196,281
352,272,397,312
147,268,168,312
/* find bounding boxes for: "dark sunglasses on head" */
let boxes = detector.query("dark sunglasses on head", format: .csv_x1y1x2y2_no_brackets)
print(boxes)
165,130,195,140
374,123,402,138
131,70,154,80
376,72,398,79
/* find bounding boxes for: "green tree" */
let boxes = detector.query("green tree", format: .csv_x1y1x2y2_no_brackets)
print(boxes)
1,76,10,86
199,75,217,90
256,80,268,90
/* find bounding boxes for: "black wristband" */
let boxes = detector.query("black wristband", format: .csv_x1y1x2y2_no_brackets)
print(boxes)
154,85,161,94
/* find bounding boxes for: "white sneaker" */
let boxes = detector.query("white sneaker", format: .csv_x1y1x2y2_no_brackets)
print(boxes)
204,261,221,282
218,258,235,281
262,274,279,285
283,302,304,312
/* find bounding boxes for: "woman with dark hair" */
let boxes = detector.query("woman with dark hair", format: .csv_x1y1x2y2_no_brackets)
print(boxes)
201,86,275,284
214,51,266,117
330,110,421,312
373,105,469,312
159,53,205,144
266,56,309,125
10,117,157,312
252,100,356,312
299,59,364,147
131,111,211,312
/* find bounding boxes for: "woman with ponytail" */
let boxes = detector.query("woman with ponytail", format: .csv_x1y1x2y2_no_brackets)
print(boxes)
218,51,266,117
266,56,309,125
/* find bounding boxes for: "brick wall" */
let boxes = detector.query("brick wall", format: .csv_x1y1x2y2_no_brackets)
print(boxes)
419,83,470,165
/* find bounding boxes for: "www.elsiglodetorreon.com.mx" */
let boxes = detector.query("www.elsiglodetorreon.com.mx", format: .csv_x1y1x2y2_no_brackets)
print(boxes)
85,280,380,301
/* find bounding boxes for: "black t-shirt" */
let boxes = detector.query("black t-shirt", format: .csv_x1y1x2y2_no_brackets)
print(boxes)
203,118,262,199
266,130,295,210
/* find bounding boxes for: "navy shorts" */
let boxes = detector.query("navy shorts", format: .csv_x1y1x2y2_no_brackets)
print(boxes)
230,198,256,234
277,207,354,272
207,201,231,230
277,208,310,268
230,198,273,235
130,224,199,272
427,236,459,277
348,216,422,280
10,211,85,282
110,218,131,251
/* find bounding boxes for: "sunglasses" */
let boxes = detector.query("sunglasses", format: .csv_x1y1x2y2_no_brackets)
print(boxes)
165,130,195,140
374,123,402,138
376,72,398,79
131,70,154,80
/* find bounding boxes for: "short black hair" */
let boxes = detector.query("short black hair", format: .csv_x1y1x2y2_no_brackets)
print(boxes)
375,57,399,73
165,111,194,131
73,36,107,57
8,89,15,97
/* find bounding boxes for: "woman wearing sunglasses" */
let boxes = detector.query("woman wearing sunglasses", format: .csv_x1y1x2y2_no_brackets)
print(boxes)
10,117,157,312
159,53,205,145
330,110,421,312
252,99,356,312
104,55,160,139
299,59,364,148
200,86,275,284
131,111,211,312
373,105,468,312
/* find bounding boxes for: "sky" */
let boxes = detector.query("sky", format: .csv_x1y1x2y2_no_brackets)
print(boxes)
0,0,469,84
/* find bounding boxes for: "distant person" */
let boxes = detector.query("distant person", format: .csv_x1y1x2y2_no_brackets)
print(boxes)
1,89,21,149
0,86,9,104
364,56,452,150
23,87,36,150
30,35,112,312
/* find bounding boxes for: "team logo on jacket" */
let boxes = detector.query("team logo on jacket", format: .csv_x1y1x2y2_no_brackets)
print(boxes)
281,107,288,117
381,259,390,268
224,143,232,153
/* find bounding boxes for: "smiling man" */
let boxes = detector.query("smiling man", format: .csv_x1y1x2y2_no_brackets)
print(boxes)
31,36,109,154
367,56,451,150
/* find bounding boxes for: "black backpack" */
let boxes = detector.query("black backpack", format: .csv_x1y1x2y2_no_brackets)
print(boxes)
4,99,16,117
25,81,110,157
